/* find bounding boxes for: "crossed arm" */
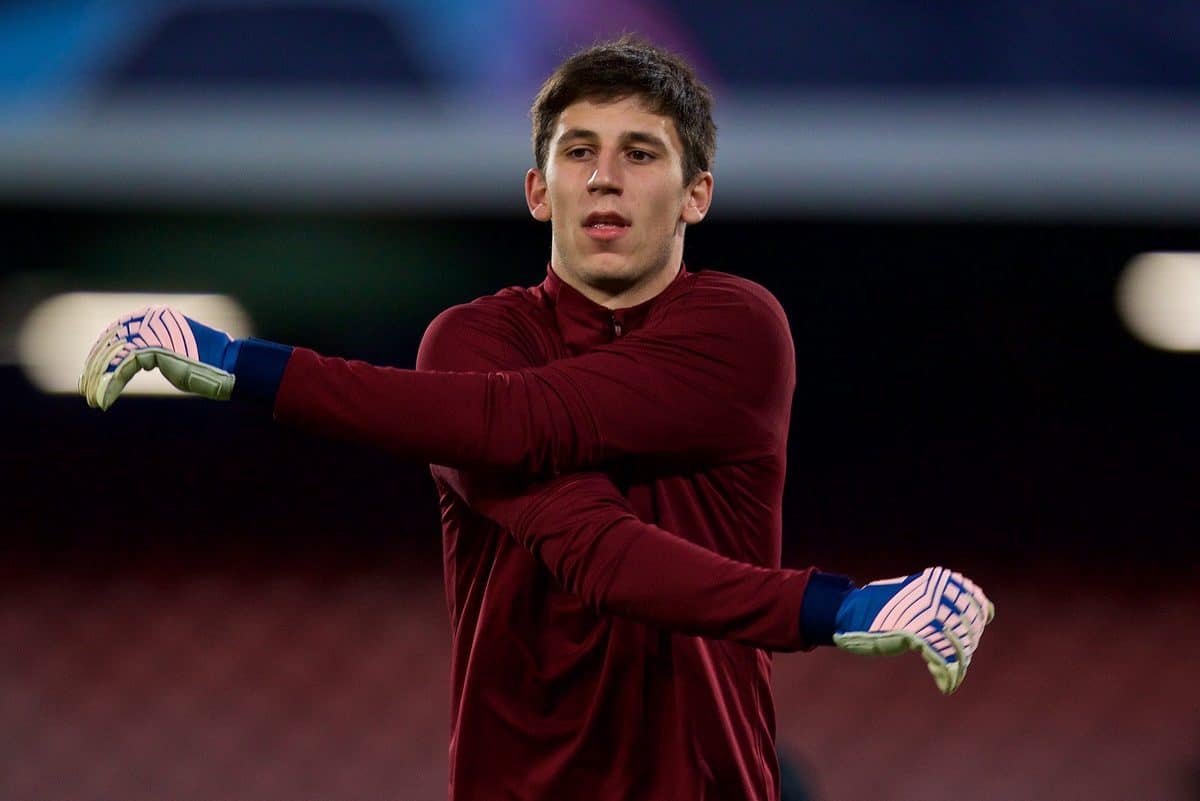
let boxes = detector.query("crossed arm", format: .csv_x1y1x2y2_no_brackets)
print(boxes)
414,302,821,651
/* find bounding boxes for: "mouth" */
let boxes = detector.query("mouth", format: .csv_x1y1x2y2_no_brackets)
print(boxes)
583,211,630,241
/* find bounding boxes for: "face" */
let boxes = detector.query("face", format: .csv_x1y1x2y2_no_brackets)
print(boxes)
525,95,713,308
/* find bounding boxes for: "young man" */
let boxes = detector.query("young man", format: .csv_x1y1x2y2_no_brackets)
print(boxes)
80,38,992,801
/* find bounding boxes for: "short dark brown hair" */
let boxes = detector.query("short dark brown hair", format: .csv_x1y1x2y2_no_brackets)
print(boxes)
530,35,716,184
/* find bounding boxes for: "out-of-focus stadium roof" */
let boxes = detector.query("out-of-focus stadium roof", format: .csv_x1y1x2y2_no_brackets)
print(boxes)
3,0,1200,218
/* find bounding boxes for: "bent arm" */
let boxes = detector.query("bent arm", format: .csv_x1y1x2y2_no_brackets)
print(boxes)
438,467,845,651
416,303,845,651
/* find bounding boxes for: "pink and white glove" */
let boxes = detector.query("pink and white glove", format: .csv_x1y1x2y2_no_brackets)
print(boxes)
80,306,239,410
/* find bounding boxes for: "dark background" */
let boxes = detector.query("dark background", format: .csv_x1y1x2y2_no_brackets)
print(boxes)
4,210,1198,800
6,210,1198,571
3,1,1200,798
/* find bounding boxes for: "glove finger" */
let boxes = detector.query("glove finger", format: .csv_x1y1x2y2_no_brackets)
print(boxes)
921,646,961,695
85,337,132,406
944,623,968,690
953,584,986,654
89,339,140,410
96,354,138,411
85,327,125,375
82,337,124,407
948,613,977,667
106,349,156,409
976,587,995,624
81,332,119,398
89,358,116,408
93,372,113,410
914,636,952,694
922,621,967,694
83,320,130,373
933,613,967,674
947,572,991,652
957,574,995,625
961,589,993,651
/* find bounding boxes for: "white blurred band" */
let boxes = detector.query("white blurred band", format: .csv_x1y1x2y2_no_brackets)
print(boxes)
1116,253,1200,352
18,293,253,396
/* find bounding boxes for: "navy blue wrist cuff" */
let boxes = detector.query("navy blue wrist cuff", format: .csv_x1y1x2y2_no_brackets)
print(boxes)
230,338,293,407
799,572,856,648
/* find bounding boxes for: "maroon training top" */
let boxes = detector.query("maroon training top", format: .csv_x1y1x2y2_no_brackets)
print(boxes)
273,266,819,801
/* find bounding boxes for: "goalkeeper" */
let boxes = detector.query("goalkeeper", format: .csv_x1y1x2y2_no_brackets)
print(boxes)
80,37,993,801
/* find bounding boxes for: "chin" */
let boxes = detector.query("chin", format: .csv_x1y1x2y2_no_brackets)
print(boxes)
577,257,645,289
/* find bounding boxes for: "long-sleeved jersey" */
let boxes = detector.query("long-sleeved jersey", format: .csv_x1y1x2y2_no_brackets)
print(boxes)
264,265,841,801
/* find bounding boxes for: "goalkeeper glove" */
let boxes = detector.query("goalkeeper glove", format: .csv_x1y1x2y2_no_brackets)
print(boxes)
80,306,240,410
834,566,994,694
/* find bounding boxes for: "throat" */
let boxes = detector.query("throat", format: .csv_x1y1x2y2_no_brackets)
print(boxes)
555,258,681,310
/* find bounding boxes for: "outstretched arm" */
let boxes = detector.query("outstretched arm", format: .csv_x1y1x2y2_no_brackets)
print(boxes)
80,278,794,476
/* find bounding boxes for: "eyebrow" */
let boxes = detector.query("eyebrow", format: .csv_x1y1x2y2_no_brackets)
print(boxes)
558,128,670,151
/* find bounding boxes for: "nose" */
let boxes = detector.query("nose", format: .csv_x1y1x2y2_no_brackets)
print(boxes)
587,151,623,194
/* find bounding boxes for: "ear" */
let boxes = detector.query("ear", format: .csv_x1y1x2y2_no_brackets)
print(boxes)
526,168,552,222
681,171,713,224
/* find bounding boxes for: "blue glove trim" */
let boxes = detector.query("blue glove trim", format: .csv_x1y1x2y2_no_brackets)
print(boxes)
229,337,294,406
835,572,924,633
187,316,237,369
799,572,855,647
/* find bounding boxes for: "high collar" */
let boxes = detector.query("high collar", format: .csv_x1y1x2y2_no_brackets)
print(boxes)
540,263,690,354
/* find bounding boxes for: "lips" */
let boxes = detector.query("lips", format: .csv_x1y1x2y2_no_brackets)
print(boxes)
583,211,630,228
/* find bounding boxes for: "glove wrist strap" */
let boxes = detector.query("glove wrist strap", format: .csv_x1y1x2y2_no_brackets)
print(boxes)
799,571,855,648
230,338,294,408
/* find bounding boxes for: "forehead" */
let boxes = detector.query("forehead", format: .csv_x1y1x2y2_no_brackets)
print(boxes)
552,96,682,150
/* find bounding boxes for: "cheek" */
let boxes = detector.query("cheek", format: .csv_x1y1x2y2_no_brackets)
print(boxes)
645,188,685,227
548,180,585,217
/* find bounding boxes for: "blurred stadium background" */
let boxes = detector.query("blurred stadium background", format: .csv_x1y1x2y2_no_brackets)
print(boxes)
2,2,1199,799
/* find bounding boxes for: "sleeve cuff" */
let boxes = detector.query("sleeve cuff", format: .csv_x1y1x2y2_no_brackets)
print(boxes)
799,571,855,647
230,338,294,407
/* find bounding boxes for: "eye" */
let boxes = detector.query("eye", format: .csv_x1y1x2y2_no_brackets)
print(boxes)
566,146,592,159
627,149,654,162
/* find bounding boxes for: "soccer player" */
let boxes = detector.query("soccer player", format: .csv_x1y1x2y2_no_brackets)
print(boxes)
80,37,993,801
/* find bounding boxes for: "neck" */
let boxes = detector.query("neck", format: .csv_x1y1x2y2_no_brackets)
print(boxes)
553,243,684,310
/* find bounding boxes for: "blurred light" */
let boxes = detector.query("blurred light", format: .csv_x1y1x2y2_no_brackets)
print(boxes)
17,293,253,396
1116,253,1200,352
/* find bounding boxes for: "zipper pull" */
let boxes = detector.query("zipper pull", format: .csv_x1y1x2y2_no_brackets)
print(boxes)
611,314,623,337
